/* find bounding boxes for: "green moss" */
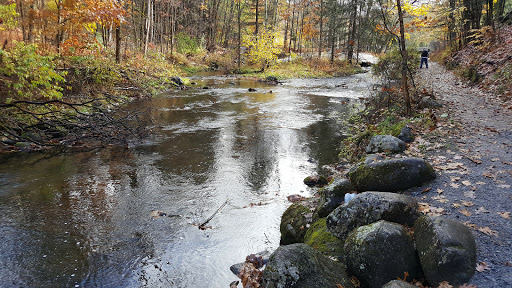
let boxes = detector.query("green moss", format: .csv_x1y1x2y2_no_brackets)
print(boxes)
280,204,311,245
304,218,344,257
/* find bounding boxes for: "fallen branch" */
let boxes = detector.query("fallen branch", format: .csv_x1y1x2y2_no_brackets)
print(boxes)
199,199,229,229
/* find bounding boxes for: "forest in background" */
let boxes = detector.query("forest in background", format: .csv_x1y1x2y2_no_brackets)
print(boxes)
0,0,511,151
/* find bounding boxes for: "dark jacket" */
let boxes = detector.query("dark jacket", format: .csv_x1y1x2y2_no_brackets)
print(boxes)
421,50,429,58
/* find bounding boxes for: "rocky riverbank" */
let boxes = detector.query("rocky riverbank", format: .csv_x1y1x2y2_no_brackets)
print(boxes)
229,62,512,287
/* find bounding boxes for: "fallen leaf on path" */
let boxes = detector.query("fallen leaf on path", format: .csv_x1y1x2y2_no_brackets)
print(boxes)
421,187,432,193
450,183,461,189
461,201,474,207
450,176,461,182
437,188,444,194
463,222,478,229
476,181,486,185
466,157,482,164
336,284,344,288
454,155,463,160
498,212,511,219
503,161,512,165
478,226,499,236
432,195,449,203
476,262,491,272
452,203,462,208
437,281,453,288
436,163,465,170
462,180,472,186
476,207,489,214
491,158,500,162
464,191,476,199
505,262,512,267
482,172,495,178
459,209,472,216
498,184,511,189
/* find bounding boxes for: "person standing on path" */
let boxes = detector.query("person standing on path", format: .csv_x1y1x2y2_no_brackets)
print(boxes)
420,49,429,68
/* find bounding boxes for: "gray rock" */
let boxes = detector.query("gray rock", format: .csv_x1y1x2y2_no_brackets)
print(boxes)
382,280,418,288
398,126,415,143
366,135,406,154
326,192,419,241
417,96,442,109
261,243,354,288
414,216,477,287
316,179,355,218
344,220,423,288
280,204,311,245
171,76,184,86
348,157,436,192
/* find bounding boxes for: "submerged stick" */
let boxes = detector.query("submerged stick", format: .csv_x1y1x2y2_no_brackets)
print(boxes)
199,199,229,229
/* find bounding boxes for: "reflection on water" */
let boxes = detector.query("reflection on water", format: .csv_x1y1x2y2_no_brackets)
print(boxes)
0,74,372,287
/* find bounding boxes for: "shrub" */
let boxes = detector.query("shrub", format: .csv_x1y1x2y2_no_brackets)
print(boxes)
0,41,66,101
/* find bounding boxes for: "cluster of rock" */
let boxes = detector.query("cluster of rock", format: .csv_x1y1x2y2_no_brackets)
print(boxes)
230,126,477,288
229,126,476,287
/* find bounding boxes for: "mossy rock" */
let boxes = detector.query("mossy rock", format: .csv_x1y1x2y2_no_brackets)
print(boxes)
280,204,311,245
261,243,354,288
326,192,419,242
315,178,355,218
304,218,345,260
414,216,476,287
344,220,423,288
348,157,436,192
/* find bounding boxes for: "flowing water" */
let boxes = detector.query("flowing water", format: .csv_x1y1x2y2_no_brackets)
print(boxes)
0,72,373,287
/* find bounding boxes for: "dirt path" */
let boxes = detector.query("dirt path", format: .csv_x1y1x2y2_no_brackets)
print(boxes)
408,62,512,287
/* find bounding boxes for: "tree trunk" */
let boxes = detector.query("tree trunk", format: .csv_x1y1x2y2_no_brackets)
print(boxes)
116,25,121,63
255,0,259,35
449,0,456,50
347,0,357,63
396,0,411,115
318,0,323,59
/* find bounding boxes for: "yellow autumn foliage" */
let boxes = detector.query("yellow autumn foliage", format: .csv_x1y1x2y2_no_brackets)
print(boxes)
242,27,281,68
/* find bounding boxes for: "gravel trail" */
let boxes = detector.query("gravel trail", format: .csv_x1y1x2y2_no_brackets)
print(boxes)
407,62,512,287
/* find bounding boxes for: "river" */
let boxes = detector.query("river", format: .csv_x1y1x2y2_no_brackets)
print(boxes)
0,71,373,287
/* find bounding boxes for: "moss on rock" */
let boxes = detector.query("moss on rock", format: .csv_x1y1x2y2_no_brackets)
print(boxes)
280,204,311,245
304,218,345,259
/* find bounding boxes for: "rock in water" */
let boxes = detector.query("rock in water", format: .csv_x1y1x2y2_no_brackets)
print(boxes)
280,204,311,245
414,216,477,286
326,192,419,242
366,135,406,154
261,243,354,288
344,221,423,288
171,76,184,86
348,157,436,192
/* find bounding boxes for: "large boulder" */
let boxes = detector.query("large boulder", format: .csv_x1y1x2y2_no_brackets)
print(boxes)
344,221,423,288
414,216,477,287
326,192,419,241
366,135,406,154
304,218,345,260
261,243,354,288
316,178,355,218
348,157,436,192
280,204,311,245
